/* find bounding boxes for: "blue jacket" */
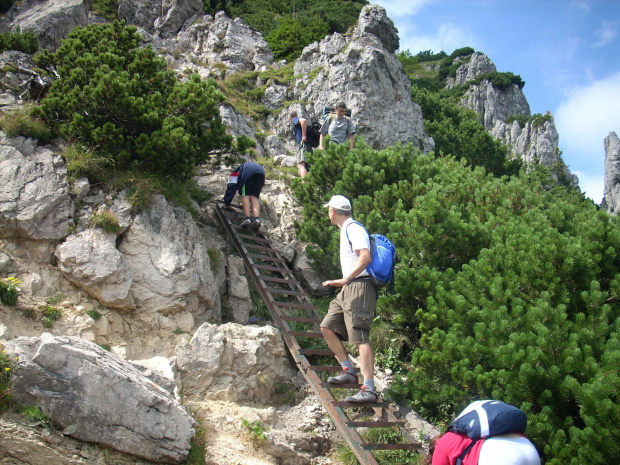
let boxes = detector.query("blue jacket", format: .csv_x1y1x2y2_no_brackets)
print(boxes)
223,162,265,205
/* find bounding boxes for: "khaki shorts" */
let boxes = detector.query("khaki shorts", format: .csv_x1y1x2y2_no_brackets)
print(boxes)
295,141,313,164
321,279,376,344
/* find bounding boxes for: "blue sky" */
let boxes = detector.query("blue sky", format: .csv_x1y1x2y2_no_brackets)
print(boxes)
374,0,620,202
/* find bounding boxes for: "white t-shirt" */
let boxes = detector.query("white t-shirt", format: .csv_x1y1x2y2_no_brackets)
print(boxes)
339,218,370,278
478,433,541,465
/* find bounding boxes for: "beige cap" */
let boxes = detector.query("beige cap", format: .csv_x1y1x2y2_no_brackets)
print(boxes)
323,195,352,211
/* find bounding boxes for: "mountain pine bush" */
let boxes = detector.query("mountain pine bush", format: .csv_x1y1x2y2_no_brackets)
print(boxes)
33,21,232,180
293,142,620,464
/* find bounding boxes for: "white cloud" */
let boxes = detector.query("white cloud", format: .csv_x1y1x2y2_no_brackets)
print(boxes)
373,0,437,18
555,72,620,156
595,20,617,47
398,23,480,55
573,170,604,203
555,72,620,202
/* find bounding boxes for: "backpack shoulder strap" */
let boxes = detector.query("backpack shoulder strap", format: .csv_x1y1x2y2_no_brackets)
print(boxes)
456,438,482,465
345,220,369,250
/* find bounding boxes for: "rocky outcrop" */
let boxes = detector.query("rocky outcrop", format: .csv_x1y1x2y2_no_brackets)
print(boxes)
603,132,620,214
446,52,496,88
5,333,195,463
1,0,91,50
175,322,297,402
55,229,136,310
461,80,531,129
0,133,74,243
118,195,222,319
291,4,434,152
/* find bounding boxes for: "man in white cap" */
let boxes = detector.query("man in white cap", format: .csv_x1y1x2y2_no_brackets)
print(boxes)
320,194,378,403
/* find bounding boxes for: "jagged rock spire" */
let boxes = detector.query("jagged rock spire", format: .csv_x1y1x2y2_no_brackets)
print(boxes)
603,131,620,214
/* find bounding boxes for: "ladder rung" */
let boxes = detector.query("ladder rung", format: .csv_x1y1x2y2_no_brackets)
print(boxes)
274,301,315,310
281,316,323,323
348,421,404,428
362,443,420,451
248,253,287,263
255,264,290,273
333,401,389,408
237,232,270,243
309,365,343,372
289,331,323,338
261,276,298,285
244,243,281,253
299,349,333,356
266,287,306,296
324,382,361,389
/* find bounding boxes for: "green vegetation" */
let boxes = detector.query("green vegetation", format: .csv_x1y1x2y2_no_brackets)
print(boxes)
184,415,207,465
0,28,39,54
92,0,118,20
0,347,13,413
292,137,619,464
334,427,421,464
33,21,232,182
220,0,368,62
0,106,52,144
41,305,62,328
88,211,121,234
0,277,21,306
241,418,267,445
47,294,66,305
86,310,102,321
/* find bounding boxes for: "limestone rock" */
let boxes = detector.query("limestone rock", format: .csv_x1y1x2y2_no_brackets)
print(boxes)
55,229,136,311
291,4,434,152
5,333,195,463
118,195,222,320
175,322,296,402
461,79,530,129
603,131,620,214
0,132,74,242
2,0,91,50
446,52,496,88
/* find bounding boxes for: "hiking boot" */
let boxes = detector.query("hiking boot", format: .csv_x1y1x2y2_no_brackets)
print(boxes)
251,217,261,231
240,218,253,229
327,367,357,384
344,386,379,403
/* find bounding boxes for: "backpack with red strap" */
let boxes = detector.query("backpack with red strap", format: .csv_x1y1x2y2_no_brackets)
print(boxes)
447,400,528,465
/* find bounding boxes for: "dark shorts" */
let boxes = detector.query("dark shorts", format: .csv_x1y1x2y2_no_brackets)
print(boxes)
241,173,265,198
295,141,313,164
320,279,376,344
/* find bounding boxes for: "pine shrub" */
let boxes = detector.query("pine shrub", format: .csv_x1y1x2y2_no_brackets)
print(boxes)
33,21,232,181
292,142,620,464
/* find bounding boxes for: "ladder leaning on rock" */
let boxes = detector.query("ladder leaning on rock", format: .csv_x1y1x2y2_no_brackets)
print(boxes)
214,201,422,465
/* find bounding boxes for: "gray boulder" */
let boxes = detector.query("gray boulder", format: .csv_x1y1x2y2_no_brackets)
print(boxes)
175,322,296,402
5,333,195,463
3,0,91,50
55,228,136,311
118,195,222,320
0,133,74,242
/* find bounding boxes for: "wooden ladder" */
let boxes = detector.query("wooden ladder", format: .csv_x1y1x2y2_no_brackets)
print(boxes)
214,202,421,464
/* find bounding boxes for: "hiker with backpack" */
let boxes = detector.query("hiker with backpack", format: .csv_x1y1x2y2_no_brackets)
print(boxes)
318,102,355,151
320,195,378,403
427,400,541,465
223,161,265,231
288,109,313,178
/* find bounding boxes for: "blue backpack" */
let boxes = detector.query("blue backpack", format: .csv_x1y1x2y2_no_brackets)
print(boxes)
345,221,398,293
447,400,528,465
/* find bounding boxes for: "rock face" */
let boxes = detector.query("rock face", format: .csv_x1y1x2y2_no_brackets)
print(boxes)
291,4,434,152
1,0,91,50
55,229,136,310
5,333,195,463
175,322,296,403
603,132,620,214
119,195,221,318
0,133,74,242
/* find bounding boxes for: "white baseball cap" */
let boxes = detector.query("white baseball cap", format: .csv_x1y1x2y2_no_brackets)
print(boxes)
323,195,352,211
